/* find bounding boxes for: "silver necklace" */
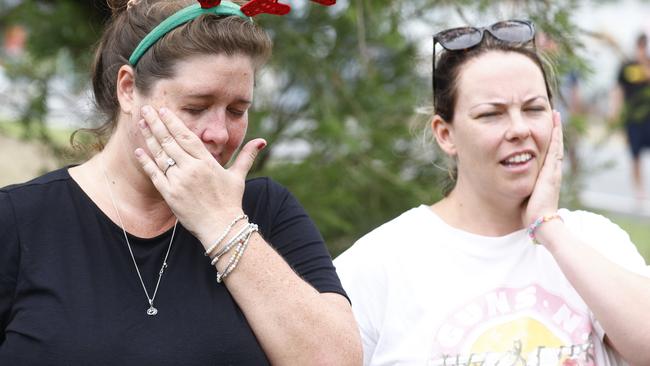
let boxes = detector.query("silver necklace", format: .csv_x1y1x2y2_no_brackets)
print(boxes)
101,157,178,316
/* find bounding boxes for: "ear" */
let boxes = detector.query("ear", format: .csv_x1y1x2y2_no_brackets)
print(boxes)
116,65,137,115
431,114,457,157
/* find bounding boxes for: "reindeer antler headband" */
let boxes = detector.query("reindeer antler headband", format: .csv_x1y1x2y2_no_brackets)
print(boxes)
128,0,336,65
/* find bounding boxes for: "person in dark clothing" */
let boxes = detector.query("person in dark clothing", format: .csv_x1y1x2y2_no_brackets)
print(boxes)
615,33,650,200
0,1,362,364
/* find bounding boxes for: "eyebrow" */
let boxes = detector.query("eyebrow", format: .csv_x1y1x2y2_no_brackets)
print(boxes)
181,93,252,105
470,95,549,110
522,96,549,104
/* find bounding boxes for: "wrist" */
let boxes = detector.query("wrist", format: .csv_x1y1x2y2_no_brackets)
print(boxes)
527,212,563,246
533,219,566,250
197,209,247,248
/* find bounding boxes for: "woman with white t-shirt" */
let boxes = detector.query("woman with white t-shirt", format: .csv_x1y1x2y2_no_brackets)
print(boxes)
335,20,650,366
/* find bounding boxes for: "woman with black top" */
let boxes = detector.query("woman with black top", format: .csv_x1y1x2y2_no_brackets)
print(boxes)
0,0,361,364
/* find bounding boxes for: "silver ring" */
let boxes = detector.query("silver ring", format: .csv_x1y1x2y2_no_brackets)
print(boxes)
163,158,176,176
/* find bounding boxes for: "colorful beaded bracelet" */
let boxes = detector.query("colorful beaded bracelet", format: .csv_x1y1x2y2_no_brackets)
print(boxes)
527,213,563,244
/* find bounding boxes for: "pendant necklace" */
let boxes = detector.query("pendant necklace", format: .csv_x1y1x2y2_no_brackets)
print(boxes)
101,157,177,316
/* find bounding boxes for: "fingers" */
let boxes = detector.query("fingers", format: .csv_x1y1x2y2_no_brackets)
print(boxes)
551,110,564,162
229,138,267,179
138,117,177,173
140,106,194,167
157,107,210,160
134,147,169,191
544,111,564,188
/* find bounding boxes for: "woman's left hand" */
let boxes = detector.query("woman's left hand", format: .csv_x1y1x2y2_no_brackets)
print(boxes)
134,105,265,244
522,110,564,227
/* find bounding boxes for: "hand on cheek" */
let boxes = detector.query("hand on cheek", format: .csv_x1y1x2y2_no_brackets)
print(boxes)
133,105,267,244
523,110,564,228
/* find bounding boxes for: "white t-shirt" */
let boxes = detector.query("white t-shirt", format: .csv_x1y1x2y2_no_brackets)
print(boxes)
334,206,648,366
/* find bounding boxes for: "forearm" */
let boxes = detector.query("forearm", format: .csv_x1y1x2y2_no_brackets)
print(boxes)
538,221,650,365
202,222,361,365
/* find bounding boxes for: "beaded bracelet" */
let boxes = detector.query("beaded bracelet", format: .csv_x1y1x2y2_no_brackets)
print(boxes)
217,225,258,283
211,223,258,266
204,214,248,257
527,213,563,244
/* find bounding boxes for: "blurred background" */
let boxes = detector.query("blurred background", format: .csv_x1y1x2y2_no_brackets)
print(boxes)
1,0,649,259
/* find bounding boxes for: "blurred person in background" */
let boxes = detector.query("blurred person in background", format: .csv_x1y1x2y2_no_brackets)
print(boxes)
336,20,650,366
611,32,650,202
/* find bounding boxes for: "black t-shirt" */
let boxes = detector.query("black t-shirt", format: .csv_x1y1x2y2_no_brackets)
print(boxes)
0,168,346,365
618,60,650,124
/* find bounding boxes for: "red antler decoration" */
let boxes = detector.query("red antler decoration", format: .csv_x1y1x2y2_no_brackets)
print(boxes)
198,0,222,8
310,0,336,5
241,0,291,16
197,0,336,17
241,0,335,17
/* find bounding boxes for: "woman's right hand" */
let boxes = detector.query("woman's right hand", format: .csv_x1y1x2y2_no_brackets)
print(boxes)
134,105,265,245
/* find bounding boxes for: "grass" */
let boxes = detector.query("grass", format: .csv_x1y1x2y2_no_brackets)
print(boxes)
606,213,650,263
0,119,75,146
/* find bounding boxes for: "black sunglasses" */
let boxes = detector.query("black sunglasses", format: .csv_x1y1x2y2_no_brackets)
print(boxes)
432,20,536,98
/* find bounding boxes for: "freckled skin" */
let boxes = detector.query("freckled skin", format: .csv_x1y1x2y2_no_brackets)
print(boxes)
130,54,255,166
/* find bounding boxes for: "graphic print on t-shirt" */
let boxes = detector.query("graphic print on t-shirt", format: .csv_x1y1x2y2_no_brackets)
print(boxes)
431,285,595,366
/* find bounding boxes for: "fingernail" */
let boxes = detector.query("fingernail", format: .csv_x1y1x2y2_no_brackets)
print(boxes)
257,140,267,150
141,106,151,116
159,107,168,116
138,119,146,129
135,148,144,157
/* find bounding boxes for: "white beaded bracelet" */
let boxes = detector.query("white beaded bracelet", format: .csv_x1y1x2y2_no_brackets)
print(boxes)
204,214,248,257
217,226,257,283
210,223,257,265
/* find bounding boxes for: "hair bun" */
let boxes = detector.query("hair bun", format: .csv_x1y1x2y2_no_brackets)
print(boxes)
107,0,129,16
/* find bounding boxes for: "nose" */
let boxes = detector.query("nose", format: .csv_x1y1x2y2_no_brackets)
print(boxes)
504,110,531,141
199,109,229,145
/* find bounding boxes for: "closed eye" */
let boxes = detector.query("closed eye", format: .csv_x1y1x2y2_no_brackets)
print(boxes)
228,108,246,117
477,111,501,119
183,107,207,116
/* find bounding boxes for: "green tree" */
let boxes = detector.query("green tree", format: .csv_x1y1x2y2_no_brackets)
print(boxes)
1,0,591,255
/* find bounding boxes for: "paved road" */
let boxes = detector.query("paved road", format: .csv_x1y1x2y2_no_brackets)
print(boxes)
578,128,650,218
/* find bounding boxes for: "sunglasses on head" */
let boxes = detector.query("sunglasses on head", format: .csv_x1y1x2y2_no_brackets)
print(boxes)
432,20,536,97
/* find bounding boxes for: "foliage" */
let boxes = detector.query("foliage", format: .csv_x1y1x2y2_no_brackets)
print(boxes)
248,0,592,254
1,0,593,256
0,0,107,160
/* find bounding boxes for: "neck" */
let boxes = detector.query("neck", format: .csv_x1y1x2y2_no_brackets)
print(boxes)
70,126,175,236
433,178,526,237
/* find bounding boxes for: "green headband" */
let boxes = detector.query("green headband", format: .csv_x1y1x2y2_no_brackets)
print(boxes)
129,1,252,66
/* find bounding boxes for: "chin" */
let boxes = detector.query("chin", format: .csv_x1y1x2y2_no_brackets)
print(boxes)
498,180,535,200
511,185,535,200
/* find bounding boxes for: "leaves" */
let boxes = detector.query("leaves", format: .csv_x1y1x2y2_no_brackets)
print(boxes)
1,0,592,256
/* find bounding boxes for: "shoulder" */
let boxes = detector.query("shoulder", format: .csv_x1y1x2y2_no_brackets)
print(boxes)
559,208,626,234
1,167,71,195
559,209,630,243
242,177,312,241
335,206,429,269
0,168,72,211
243,176,290,203
559,208,648,275
242,176,293,219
